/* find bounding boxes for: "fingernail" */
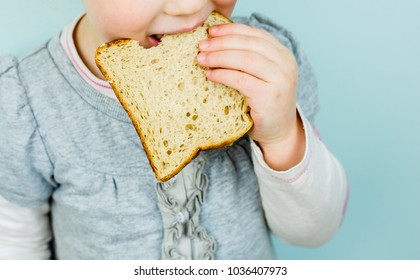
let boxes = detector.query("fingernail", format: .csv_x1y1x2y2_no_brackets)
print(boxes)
197,53,206,63
200,40,210,50
209,26,219,34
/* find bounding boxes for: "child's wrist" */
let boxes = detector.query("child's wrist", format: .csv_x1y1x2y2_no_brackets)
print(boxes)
257,112,306,171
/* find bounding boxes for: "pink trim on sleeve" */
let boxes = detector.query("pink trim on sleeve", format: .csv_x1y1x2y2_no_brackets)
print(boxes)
312,124,322,141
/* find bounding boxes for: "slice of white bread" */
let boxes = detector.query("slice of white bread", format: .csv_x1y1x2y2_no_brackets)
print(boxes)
95,11,253,182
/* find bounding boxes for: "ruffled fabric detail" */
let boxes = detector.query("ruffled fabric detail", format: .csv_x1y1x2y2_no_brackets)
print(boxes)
155,156,216,260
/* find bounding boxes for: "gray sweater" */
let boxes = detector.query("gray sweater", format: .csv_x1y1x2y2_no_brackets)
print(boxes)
0,14,334,259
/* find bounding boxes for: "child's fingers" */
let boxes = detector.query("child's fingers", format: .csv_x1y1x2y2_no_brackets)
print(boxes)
198,49,280,83
205,68,266,104
209,23,281,49
199,34,284,66
201,23,297,81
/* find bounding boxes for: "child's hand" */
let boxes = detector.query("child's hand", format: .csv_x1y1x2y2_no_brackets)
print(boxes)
198,23,305,171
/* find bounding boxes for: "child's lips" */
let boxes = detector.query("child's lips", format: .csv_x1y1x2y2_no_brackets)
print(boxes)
168,19,206,35
149,18,207,46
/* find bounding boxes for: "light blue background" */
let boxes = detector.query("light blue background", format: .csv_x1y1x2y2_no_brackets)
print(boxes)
1,0,419,259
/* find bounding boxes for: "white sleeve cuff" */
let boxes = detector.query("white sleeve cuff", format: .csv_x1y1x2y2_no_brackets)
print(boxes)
250,105,314,186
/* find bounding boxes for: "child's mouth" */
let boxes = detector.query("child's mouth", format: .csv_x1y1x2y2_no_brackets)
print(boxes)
150,34,163,46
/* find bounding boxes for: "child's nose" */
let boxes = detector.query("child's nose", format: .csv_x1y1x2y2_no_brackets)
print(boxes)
163,0,207,16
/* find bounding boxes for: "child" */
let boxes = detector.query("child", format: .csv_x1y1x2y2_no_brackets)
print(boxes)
0,0,348,259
